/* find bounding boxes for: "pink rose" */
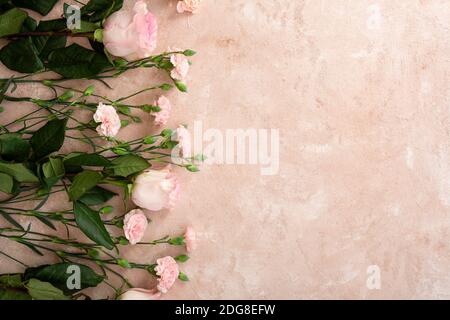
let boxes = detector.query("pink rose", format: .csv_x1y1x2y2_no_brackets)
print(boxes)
170,53,190,81
176,125,192,158
184,226,196,252
132,166,180,211
119,288,161,300
155,256,179,293
177,0,201,14
152,96,172,126
123,209,148,245
93,103,121,137
103,0,157,61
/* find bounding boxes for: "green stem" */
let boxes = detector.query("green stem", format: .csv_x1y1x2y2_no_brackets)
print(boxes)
5,31,93,39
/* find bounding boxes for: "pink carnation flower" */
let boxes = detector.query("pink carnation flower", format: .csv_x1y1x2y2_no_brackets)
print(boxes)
155,256,179,293
93,103,121,137
177,0,201,14
152,96,172,126
123,209,148,245
170,53,190,81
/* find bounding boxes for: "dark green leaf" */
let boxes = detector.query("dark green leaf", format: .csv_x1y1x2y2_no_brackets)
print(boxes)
0,38,44,73
21,16,37,32
24,263,104,295
0,8,28,37
46,44,111,79
78,186,116,206
0,161,38,183
68,170,103,201
25,279,69,300
20,242,43,256
34,215,56,230
33,35,66,60
12,0,59,16
73,201,114,249
0,133,30,162
0,173,13,193
30,119,67,160
36,19,67,32
64,153,110,167
81,0,123,22
110,155,149,177
0,211,23,229
0,288,31,300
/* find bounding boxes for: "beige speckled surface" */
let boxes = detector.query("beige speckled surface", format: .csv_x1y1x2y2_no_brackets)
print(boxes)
3,0,450,299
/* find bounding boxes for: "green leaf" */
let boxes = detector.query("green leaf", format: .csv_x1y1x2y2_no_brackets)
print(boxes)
42,157,65,189
116,258,131,269
31,19,67,60
178,272,189,282
0,288,31,300
20,241,43,256
42,158,64,179
24,263,104,295
99,205,113,214
0,8,28,37
143,136,157,145
186,165,199,172
73,201,115,249
46,44,111,79
0,37,44,73
25,279,69,300
68,170,103,201
183,49,196,57
36,19,67,32
175,255,190,263
168,237,185,246
64,153,110,167
117,105,130,115
0,211,23,230
0,173,13,193
0,161,38,183
110,155,149,177
34,215,56,230
81,0,124,22
0,274,22,287
33,35,66,60
21,16,37,32
0,133,30,162
174,80,188,93
78,186,116,206
12,0,59,16
30,119,67,160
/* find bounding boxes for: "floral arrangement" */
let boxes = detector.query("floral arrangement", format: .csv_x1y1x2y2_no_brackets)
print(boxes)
0,0,201,300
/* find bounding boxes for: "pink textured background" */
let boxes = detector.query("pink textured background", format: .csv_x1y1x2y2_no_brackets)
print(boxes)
2,0,450,299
